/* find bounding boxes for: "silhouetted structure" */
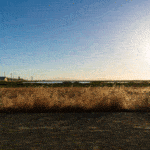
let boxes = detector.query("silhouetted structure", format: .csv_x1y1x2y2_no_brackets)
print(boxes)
0,76,8,81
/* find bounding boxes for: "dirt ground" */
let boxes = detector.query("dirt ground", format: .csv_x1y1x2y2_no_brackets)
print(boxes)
0,112,150,150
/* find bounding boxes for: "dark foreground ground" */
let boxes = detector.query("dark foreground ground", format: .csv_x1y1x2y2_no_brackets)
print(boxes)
0,112,150,150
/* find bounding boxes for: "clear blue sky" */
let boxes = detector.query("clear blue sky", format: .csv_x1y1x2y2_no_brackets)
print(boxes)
1,0,150,80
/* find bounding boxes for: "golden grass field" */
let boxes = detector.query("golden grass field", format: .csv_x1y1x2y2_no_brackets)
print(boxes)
0,85,150,112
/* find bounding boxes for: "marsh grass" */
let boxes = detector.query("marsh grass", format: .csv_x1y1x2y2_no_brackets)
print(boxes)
0,86,150,112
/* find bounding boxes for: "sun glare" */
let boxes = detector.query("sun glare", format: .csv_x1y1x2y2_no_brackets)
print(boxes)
143,43,150,65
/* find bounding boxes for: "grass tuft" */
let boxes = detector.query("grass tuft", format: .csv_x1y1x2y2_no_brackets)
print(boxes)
0,86,150,113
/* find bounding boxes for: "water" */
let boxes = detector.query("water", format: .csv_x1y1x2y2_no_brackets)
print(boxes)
22,81,91,84
22,81,129,84
23,81,63,84
22,81,139,85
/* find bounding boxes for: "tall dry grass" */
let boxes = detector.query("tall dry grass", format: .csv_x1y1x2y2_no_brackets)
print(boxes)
0,85,150,112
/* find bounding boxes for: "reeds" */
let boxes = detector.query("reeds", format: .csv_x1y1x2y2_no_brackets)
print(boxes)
0,85,150,112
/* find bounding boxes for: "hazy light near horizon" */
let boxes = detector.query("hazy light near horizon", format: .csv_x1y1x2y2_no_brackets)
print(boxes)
0,0,150,80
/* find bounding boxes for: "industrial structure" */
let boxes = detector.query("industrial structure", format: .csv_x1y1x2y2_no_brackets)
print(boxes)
0,76,8,81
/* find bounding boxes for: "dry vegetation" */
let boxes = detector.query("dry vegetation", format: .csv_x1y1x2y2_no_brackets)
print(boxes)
0,85,150,112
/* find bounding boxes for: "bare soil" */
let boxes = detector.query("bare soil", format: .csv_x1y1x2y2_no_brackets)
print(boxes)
0,112,150,150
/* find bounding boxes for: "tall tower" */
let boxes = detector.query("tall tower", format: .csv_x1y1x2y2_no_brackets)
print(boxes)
18,76,20,80
10,73,12,81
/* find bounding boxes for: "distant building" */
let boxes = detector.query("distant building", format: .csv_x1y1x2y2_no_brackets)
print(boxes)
0,76,8,81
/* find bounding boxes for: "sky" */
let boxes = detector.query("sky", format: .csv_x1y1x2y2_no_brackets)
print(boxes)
0,0,150,81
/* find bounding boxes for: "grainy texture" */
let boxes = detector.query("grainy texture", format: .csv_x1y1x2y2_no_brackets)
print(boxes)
0,86,150,112
0,112,150,150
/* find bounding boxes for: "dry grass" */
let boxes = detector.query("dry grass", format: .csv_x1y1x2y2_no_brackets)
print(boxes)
0,85,150,112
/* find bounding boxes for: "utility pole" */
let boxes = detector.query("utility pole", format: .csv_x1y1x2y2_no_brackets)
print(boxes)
10,73,12,81
18,76,20,80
